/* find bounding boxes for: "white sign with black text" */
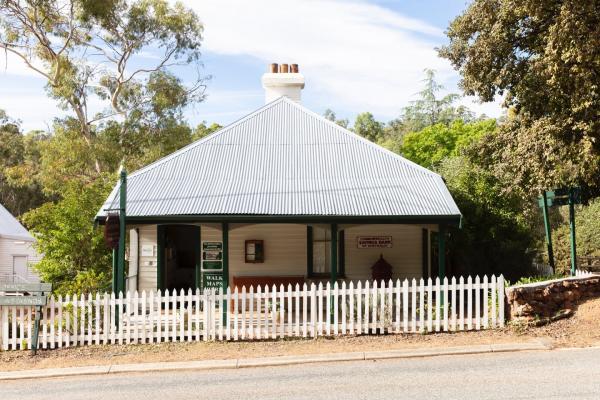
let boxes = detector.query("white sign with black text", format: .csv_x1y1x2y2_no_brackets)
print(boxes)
357,236,393,249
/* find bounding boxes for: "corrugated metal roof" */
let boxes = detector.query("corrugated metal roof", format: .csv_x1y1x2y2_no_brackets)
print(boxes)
97,97,460,219
0,203,34,241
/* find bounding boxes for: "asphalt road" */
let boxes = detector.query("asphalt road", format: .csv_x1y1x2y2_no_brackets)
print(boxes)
2,347,600,400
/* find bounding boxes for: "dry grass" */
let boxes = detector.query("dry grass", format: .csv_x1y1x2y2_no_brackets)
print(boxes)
2,297,600,372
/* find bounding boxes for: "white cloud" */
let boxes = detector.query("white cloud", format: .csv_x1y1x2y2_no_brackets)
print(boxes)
0,51,46,78
0,0,504,131
460,95,506,120
0,82,107,132
0,93,62,131
185,0,503,119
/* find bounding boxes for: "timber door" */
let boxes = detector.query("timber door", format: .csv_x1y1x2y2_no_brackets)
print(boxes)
12,255,28,283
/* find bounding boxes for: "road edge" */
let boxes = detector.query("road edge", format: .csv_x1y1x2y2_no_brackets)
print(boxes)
0,340,550,381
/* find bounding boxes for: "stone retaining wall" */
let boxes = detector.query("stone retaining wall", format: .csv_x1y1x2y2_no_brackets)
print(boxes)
506,275,600,320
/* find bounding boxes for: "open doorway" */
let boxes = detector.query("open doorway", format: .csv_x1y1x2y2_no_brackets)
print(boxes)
163,225,199,292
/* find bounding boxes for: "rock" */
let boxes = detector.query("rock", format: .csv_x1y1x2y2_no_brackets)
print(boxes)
564,291,575,301
534,291,544,301
563,301,573,310
515,303,534,317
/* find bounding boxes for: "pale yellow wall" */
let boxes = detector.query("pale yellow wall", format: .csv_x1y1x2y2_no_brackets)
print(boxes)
344,224,423,281
133,223,426,291
228,224,307,284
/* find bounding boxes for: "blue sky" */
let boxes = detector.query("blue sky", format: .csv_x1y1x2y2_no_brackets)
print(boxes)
0,0,502,132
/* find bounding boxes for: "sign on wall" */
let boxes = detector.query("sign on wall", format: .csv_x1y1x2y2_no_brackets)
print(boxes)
201,241,224,290
202,241,223,270
357,236,393,249
202,272,224,289
141,244,155,257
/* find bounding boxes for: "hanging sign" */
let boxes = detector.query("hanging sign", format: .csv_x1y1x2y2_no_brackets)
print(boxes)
357,236,393,249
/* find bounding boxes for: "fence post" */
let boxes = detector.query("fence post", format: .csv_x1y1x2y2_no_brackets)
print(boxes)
475,275,481,330
498,275,505,327
483,276,489,329
467,276,473,330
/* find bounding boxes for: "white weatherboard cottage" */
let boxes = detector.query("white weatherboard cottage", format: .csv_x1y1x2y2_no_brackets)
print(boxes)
97,64,461,295
0,203,41,284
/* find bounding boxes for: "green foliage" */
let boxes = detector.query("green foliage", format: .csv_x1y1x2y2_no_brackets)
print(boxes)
323,109,349,129
401,69,475,132
439,156,535,281
353,112,384,142
512,274,565,286
400,119,496,169
552,199,600,275
193,121,222,141
440,0,600,194
379,70,479,153
0,111,48,215
22,178,113,295
1,0,206,173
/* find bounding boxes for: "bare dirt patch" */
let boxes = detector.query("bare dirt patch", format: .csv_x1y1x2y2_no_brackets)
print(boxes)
2,297,600,372
514,297,600,348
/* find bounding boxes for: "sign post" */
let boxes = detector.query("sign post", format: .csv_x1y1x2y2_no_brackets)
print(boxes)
540,191,555,273
569,188,577,276
538,187,581,276
0,283,51,355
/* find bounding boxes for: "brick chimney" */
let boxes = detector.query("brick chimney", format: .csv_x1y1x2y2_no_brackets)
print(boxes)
261,63,305,104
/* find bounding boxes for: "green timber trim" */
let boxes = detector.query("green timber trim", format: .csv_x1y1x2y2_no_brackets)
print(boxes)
330,223,338,285
421,228,429,280
97,214,461,226
438,224,446,279
569,189,577,276
194,225,201,290
157,225,166,291
306,226,313,277
541,191,555,272
222,222,229,291
338,229,345,277
117,169,127,294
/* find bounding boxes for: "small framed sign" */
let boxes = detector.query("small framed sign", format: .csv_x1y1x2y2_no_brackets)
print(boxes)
202,241,223,271
141,244,155,257
245,240,264,263
357,236,393,249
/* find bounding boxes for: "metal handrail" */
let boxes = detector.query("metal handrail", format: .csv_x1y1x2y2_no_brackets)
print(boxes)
0,273,33,284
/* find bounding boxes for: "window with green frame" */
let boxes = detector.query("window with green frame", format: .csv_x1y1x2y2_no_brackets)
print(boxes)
307,226,344,278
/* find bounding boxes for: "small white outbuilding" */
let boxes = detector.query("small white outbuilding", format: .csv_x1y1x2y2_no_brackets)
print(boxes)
0,203,41,283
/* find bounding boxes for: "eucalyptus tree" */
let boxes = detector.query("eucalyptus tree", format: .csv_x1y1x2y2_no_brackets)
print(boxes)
0,0,206,174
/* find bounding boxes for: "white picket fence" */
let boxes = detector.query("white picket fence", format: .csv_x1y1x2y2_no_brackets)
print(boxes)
575,269,595,278
0,275,505,351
